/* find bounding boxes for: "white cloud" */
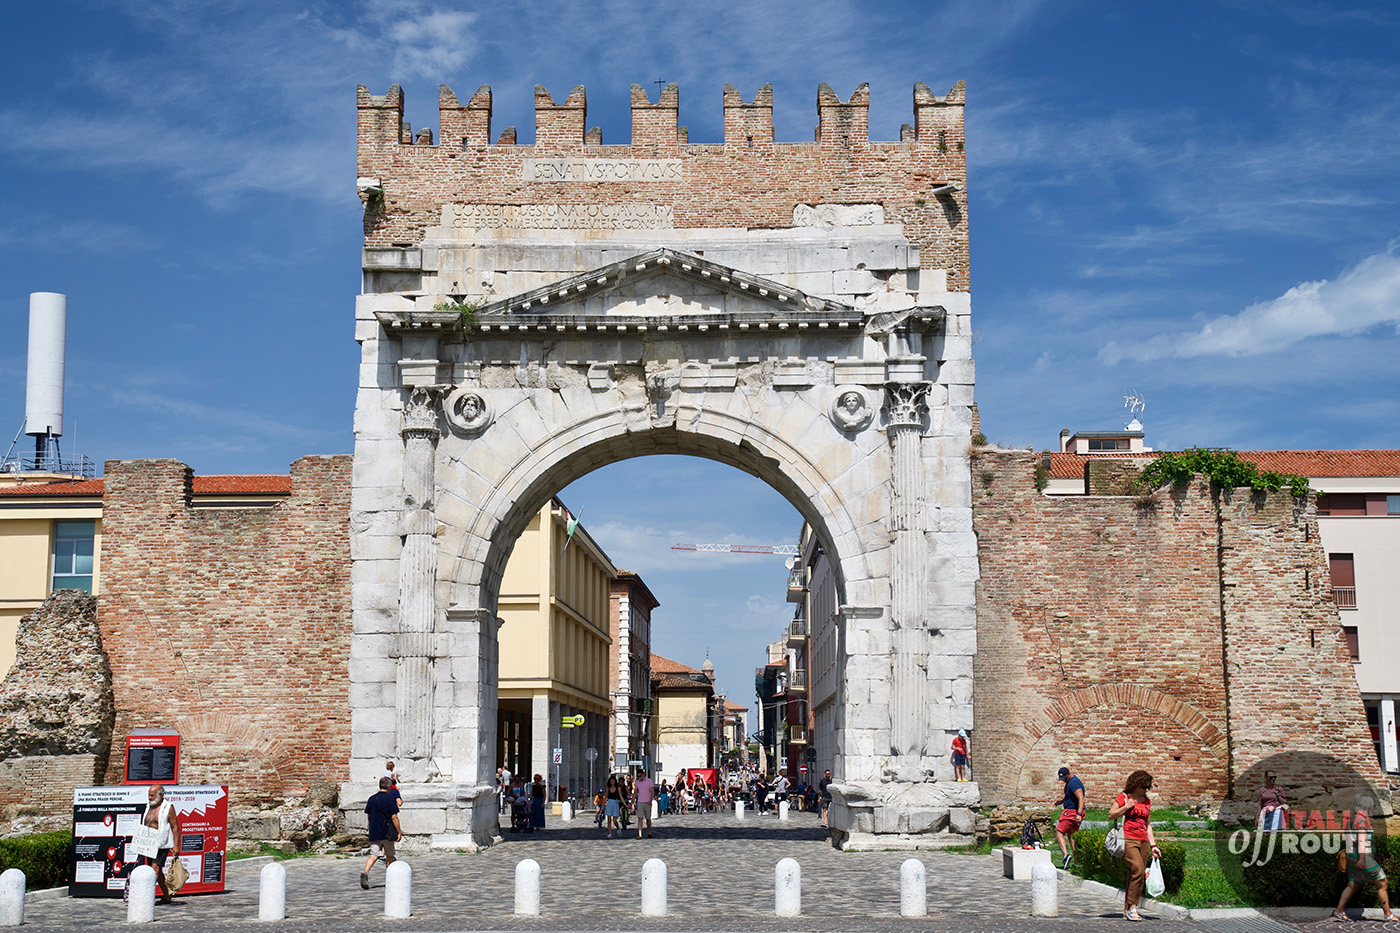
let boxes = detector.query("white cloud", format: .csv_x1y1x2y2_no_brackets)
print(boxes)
1100,246,1400,363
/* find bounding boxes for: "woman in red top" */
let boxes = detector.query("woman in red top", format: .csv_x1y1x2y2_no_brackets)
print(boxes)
1108,770,1160,921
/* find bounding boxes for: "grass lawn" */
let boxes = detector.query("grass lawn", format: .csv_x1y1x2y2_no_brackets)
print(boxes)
1154,836,1248,909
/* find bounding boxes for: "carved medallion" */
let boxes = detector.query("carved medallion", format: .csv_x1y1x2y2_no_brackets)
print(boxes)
443,387,492,435
831,386,874,432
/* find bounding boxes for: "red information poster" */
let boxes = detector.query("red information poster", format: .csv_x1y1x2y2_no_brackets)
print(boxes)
69,785,228,897
123,729,180,785
166,785,228,895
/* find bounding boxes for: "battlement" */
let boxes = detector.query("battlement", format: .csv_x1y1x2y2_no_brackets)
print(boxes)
356,80,964,152
356,78,971,290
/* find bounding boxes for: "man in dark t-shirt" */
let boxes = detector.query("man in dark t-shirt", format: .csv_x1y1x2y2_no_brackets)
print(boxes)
1054,766,1086,869
818,769,834,826
361,777,402,890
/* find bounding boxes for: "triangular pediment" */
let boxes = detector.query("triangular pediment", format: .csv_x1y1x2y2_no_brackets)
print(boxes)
481,248,855,320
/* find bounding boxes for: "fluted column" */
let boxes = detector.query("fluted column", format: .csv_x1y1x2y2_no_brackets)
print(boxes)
397,386,442,761
885,381,930,765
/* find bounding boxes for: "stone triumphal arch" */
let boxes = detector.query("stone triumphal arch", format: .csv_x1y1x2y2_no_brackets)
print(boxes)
345,79,978,849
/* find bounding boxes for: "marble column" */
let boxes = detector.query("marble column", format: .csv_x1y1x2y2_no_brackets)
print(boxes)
397,386,442,765
884,381,931,774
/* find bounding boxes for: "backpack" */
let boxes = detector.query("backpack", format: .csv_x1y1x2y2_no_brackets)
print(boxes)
1020,817,1043,849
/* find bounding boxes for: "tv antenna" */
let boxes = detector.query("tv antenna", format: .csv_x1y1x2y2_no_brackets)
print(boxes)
1123,391,1146,417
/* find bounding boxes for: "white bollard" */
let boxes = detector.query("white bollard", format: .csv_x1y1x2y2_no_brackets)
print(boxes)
561,802,573,822
0,868,25,926
900,858,927,918
1030,859,1058,917
258,861,286,921
126,865,156,923
384,860,411,919
515,859,540,916
641,857,667,917
779,800,790,821
651,800,659,820
734,800,745,820
774,858,801,917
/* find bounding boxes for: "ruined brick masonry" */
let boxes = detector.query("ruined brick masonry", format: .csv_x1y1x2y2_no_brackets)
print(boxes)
972,450,1381,806
97,456,353,806
0,591,113,815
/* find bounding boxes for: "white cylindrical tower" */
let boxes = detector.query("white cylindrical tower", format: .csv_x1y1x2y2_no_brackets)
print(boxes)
25,293,67,448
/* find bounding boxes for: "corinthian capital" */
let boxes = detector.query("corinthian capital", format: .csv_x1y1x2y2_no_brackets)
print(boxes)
402,386,445,438
884,382,930,430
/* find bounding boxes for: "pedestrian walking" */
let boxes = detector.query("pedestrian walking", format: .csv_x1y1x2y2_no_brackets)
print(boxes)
952,730,970,781
819,769,833,826
1108,770,1160,921
530,773,547,830
1335,799,1397,922
634,772,655,838
603,775,623,838
361,777,402,890
1054,766,1086,868
137,784,181,905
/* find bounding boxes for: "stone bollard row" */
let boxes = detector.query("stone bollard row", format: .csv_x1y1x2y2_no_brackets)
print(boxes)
641,858,667,917
385,860,412,919
778,800,790,821
651,800,659,820
734,800,745,820
900,858,926,917
127,865,157,923
561,802,573,822
0,868,25,927
515,859,540,916
774,857,801,917
1030,859,1058,917
259,861,286,921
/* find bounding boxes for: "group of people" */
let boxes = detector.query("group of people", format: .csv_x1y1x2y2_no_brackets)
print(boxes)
496,767,548,833
594,772,656,838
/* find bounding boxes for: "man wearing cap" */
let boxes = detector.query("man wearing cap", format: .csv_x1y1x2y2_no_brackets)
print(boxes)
1055,766,1086,869
951,730,970,782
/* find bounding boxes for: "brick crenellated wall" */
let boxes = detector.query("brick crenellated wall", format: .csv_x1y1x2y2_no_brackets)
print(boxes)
97,456,353,805
356,81,970,289
972,449,1380,807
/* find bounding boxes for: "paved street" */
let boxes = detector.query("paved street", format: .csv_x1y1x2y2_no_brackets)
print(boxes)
25,810,1265,932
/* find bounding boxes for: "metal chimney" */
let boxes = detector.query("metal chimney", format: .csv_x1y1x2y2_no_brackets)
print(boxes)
24,292,67,463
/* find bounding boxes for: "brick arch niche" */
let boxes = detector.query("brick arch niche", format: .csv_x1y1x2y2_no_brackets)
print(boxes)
1013,686,1229,805
348,79,978,848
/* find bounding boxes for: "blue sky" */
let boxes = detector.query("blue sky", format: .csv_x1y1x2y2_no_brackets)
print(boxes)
2,1,1397,708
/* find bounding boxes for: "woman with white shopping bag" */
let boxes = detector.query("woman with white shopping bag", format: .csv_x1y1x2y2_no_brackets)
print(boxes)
1107,770,1160,921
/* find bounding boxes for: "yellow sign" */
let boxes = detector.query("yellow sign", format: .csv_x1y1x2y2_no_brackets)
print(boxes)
561,714,585,727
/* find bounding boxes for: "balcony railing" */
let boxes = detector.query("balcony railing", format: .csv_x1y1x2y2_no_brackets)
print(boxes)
786,571,806,603
786,616,808,645
788,668,806,692
788,725,808,743
1334,586,1357,610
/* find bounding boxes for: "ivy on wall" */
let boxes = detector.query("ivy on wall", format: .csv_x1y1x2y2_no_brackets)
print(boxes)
1137,448,1311,498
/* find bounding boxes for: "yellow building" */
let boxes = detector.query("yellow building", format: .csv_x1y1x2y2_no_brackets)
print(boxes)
650,654,716,777
0,474,103,676
497,497,614,800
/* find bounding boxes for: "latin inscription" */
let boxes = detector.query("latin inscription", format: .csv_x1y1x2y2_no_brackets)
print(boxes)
521,159,683,182
793,203,885,227
444,204,674,230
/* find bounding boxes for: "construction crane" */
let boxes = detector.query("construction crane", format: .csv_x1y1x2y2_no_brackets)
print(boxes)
671,543,799,555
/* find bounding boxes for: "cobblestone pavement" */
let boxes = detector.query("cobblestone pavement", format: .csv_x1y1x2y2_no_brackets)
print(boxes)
26,809,1229,932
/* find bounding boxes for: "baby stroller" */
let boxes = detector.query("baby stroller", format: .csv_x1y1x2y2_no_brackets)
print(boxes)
509,791,533,833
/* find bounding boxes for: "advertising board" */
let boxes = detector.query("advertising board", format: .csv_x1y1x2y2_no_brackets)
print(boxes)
70,785,228,898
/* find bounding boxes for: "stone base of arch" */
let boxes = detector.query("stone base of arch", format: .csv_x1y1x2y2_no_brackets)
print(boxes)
828,779,982,850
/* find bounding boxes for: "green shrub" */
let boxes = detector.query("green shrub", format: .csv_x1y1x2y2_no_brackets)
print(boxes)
0,831,72,890
1238,833,1399,907
1073,829,1185,895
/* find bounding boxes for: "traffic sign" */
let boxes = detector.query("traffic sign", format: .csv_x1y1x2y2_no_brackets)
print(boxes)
584,747,598,762
552,748,562,765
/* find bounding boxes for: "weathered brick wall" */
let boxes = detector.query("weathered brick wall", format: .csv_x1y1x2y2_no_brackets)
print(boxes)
1216,488,1381,783
972,450,1377,807
357,81,970,288
98,456,353,805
